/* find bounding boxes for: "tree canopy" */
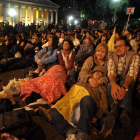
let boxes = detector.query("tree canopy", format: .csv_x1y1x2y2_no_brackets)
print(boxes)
76,0,139,21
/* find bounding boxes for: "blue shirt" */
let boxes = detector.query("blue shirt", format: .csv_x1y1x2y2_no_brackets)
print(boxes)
34,47,58,65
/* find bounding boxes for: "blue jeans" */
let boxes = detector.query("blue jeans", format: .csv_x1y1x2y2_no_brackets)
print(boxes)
50,96,97,136
107,80,134,113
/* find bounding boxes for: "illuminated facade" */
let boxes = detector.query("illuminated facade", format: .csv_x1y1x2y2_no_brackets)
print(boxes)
0,0,59,25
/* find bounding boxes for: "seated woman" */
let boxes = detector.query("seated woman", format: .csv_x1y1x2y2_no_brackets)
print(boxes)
38,65,108,140
20,39,75,105
34,36,58,76
58,39,76,75
78,43,108,85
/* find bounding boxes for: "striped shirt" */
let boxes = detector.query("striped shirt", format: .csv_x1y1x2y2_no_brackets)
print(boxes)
107,54,139,81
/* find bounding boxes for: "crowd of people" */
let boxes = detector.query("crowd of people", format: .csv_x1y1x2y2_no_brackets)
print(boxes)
0,19,140,140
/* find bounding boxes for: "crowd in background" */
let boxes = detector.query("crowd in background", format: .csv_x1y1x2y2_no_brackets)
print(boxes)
0,18,140,140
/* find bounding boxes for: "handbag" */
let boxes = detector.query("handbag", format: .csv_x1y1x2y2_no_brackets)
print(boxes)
0,108,32,139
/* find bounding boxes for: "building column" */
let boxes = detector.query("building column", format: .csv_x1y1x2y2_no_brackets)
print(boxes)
18,5,21,21
31,7,33,23
36,8,39,24
51,10,53,24
3,4,6,23
42,9,44,24
55,10,58,25
25,7,28,25
46,10,49,25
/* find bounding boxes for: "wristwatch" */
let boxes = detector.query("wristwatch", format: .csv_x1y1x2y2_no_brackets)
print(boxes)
122,86,128,92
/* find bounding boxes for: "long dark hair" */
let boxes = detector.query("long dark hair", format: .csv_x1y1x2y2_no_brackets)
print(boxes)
50,36,58,54
63,39,74,50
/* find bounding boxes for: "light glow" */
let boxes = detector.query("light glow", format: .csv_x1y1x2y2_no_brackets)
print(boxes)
8,8,17,17
75,20,78,25
68,16,73,21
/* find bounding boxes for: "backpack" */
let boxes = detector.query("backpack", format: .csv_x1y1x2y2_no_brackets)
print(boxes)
0,99,13,114
0,108,32,139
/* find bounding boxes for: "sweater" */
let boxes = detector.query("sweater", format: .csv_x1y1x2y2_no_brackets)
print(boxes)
78,56,108,85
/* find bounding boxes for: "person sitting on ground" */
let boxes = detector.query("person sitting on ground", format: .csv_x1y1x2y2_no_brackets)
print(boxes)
41,33,51,49
38,65,108,140
10,34,22,57
0,35,10,61
58,39,75,75
34,36,58,76
70,34,80,53
2,34,13,51
20,39,75,106
100,38,140,139
59,32,65,44
75,36,93,63
128,32,139,53
80,31,86,45
66,42,108,92
24,33,42,52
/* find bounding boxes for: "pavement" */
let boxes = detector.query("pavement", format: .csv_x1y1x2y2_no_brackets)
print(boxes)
0,67,140,140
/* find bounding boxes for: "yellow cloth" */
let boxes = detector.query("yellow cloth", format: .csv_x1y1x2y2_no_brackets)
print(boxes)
53,85,89,120
108,27,116,52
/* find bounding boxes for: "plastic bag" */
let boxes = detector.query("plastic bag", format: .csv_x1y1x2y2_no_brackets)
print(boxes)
4,78,21,95
0,90,15,105
15,51,22,58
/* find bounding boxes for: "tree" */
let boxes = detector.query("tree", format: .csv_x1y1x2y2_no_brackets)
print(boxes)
76,0,140,21
76,0,95,19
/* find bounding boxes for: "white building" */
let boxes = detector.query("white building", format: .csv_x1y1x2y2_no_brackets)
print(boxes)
0,0,59,25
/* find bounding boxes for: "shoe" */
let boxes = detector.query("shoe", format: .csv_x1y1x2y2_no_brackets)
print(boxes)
37,106,52,123
39,69,46,77
100,114,116,139
66,134,77,140
34,69,40,74
24,106,35,115
27,99,49,109
76,131,89,140
66,128,77,138
119,110,131,129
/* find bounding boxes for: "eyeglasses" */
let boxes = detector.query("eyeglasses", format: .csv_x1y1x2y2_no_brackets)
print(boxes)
114,44,125,49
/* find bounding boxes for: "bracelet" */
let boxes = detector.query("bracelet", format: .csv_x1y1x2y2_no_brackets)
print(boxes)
110,79,116,83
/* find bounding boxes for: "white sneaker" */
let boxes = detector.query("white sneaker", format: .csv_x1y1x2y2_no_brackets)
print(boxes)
24,106,35,111
39,69,46,77
36,98,48,104
27,98,49,109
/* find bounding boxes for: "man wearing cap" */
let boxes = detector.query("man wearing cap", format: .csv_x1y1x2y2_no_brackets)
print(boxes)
100,38,139,138
75,36,94,63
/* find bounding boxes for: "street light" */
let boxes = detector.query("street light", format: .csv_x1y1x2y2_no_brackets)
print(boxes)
8,8,17,26
75,20,78,24
68,16,73,21
114,0,119,24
